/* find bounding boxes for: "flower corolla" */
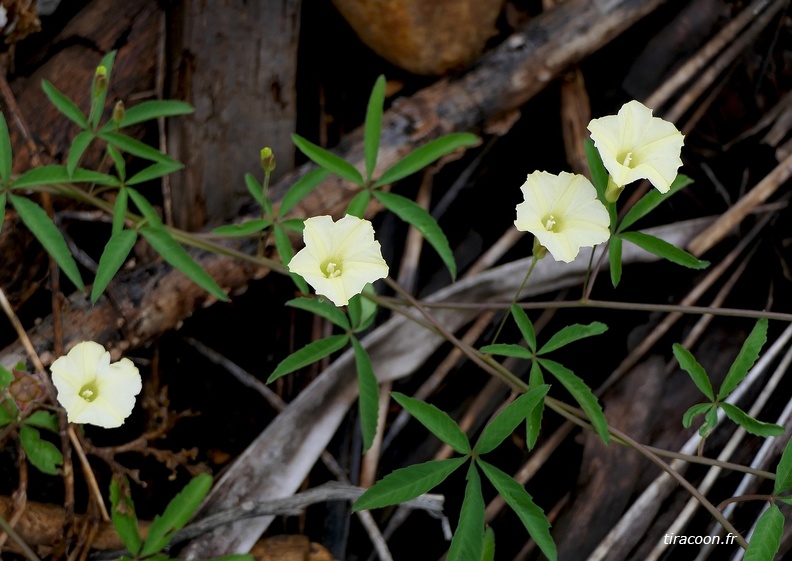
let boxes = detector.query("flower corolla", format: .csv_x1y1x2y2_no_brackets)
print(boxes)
587,100,684,196
515,171,610,263
50,341,142,428
288,215,389,306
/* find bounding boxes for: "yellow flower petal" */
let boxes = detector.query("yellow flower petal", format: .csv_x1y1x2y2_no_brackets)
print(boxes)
289,215,389,306
515,171,610,263
588,100,684,193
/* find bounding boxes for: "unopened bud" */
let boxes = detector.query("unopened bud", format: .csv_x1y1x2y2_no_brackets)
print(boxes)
112,100,125,128
532,237,548,261
260,147,276,174
93,65,108,98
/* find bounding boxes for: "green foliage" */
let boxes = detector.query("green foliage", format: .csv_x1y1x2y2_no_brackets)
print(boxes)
346,190,371,218
744,505,783,561
244,173,264,205
391,392,471,454
479,343,533,359
364,75,386,183
720,403,784,437
448,463,485,561
106,144,126,181
538,322,607,355
618,175,692,232
287,297,350,330
347,290,378,333
373,190,457,280
41,79,89,129
583,139,608,203
682,403,712,429
526,362,545,449
110,477,142,556
774,438,792,495
140,473,213,556
10,194,85,290
21,410,59,433
107,100,194,129
477,458,557,561
279,168,329,216
482,527,495,561
12,165,119,189
211,219,272,237
19,425,63,475
112,187,129,235
475,385,550,454
352,337,379,451
609,235,622,287
292,133,364,186
373,133,479,188
273,224,309,293
0,364,12,387
92,230,138,302
89,51,117,130
620,231,708,270
352,457,468,511
673,344,714,401
126,161,184,186
67,130,95,176
0,113,12,185
100,131,180,165
538,359,610,444
719,318,768,401
267,334,350,383
511,305,536,351
0,403,13,427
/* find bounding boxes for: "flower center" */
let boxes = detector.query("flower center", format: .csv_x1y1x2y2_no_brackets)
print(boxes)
618,151,634,168
543,214,560,232
79,381,99,403
322,260,343,278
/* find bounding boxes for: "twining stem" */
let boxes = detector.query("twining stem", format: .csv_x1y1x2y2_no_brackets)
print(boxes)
716,494,774,511
490,253,539,345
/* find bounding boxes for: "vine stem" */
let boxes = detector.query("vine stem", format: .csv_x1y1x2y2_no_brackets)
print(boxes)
490,253,539,346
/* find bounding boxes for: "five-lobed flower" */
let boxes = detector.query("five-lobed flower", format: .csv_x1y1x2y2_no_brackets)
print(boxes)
288,214,389,307
514,171,610,263
587,100,684,199
50,341,142,429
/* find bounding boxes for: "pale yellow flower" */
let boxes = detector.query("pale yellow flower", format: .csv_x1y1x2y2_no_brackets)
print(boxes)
587,100,684,195
515,171,610,263
50,341,142,428
289,215,389,306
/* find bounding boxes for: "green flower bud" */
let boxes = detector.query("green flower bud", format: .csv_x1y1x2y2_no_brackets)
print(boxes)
112,100,125,128
260,147,276,174
93,65,108,99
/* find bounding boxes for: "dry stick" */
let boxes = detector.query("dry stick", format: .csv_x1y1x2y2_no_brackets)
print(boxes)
664,0,787,124
644,0,778,110
156,12,174,228
688,151,792,256
183,338,396,561
0,511,42,561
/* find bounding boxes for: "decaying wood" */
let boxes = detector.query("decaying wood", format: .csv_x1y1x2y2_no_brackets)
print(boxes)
181,219,713,556
166,0,301,230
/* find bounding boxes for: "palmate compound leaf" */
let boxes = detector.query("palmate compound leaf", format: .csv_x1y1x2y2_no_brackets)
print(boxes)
720,402,784,437
140,473,213,556
373,190,457,280
476,458,557,561
352,456,468,511
744,504,783,561
448,463,485,561
19,425,63,475
475,385,550,455
267,334,350,383
718,318,768,401
291,133,364,186
774,437,792,495
537,322,608,355
391,392,471,454
110,476,142,555
352,337,380,452
538,359,609,445
672,344,715,401
10,194,85,290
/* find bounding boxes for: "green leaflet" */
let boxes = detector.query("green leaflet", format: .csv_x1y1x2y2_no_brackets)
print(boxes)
352,337,380,452
774,437,792,495
287,297,350,330
718,318,768,401
744,505,783,561
392,392,471,454
511,305,536,351
10,194,85,290
720,403,784,437
267,334,350,383
538,322,608,355
364,76,386,183
620,231,709,270
279,168,329,216
92,230,138,302
41,79,89,129
19,425,63,475
352,456,468,511
448,463,485,561
373,190,457,280
618,175,692,232
292,133,364,185
110,476,142,556
583,139,608,203
609,235,622,287
673,344,715,401
373,133,479,187
475,385,550,455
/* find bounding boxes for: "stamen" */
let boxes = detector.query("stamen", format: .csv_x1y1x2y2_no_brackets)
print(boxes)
544,215,557,231
79,382,98,402
325,262,342,278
